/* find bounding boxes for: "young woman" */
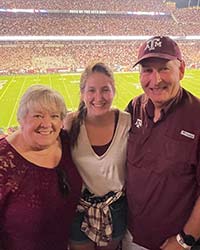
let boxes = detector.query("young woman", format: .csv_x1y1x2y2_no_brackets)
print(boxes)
64,62,131,250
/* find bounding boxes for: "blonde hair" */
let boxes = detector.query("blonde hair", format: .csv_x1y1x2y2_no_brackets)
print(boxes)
17,85,67,122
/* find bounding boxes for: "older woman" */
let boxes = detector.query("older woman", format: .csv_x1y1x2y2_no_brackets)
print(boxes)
0,85,82,250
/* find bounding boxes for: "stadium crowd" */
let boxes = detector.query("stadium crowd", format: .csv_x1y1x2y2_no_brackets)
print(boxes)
0,40,200,74
0,14,177,36
0,1,199,74
0,4,200,73
0,0,199,37
0,0,168,12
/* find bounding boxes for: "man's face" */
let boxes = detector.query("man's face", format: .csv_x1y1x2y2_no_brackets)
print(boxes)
139,58,185,109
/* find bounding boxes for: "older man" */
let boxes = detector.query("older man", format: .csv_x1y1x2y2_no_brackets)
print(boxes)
125,36,200,250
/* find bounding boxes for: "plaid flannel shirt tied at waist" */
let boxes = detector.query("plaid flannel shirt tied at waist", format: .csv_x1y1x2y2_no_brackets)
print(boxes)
77,189,124,246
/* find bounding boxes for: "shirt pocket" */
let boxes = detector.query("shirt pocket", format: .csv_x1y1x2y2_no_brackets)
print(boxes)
159,131,197,175
164,136,192,163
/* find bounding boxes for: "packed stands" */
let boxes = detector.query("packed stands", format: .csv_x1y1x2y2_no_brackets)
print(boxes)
0,0,168,12
0,40,200,74
0,0,200,73
0,14,178,36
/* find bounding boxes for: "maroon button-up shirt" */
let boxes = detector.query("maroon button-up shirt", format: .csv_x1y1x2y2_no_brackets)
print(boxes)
126,88,200,250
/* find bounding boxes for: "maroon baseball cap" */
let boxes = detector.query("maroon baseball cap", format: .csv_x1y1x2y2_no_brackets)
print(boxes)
133,36,182,67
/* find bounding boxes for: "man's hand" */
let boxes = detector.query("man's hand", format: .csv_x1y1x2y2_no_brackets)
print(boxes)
160,236,185,250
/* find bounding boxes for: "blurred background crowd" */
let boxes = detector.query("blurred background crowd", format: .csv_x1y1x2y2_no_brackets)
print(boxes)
0,0,199,74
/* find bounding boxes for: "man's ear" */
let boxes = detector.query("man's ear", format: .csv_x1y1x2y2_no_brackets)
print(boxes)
179,60,185,80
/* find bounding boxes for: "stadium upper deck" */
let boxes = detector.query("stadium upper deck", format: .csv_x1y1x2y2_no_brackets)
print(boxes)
0,0,168,12
0,0,199,72
0,0,199,36
0,14,179,36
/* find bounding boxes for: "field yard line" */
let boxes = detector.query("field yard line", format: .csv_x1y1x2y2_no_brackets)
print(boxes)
0,76,15,101
62,78,74,108
7,77,27,128
48,74,52,88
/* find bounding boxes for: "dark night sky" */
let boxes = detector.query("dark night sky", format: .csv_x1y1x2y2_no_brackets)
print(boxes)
167,0,199,8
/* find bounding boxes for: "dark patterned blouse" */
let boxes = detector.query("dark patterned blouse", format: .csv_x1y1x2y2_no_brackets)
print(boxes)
0,130,82,250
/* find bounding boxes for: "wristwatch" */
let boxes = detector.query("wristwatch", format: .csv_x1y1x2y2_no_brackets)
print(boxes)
176,230,196,249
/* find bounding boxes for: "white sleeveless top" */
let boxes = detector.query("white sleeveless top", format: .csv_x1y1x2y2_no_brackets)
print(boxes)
71,110,131,196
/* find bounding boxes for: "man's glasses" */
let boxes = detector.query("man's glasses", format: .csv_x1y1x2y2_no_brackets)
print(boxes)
56,168,71,197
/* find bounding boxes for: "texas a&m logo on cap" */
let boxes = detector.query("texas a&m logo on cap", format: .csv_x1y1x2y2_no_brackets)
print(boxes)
145,37,162,51
133,36,183,67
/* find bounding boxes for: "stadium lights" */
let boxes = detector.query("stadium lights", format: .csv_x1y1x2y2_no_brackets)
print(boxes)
0,36,152,41
0,8,168,16
0,8,47,13
185,36,200,40
127,11,166,15
2,8,35,13
1,36,200,42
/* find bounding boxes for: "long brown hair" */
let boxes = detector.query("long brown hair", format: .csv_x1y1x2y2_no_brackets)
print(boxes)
69,62,115,148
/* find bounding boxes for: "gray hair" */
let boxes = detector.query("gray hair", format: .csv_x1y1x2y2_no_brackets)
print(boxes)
17,85,67,122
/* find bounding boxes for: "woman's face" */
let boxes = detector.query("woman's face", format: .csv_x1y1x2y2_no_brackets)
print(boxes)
81,72,115,118
20,105,63,150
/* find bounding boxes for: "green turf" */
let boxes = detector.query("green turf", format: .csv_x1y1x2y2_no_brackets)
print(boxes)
0,70,200,131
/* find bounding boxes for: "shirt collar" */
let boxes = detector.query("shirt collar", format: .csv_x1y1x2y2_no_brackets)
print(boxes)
145,87,183,121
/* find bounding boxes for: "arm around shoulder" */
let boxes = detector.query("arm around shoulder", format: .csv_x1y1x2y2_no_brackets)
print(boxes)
63,111,77,132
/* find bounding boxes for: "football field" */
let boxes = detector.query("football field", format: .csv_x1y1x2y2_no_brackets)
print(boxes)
0,69,200,131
